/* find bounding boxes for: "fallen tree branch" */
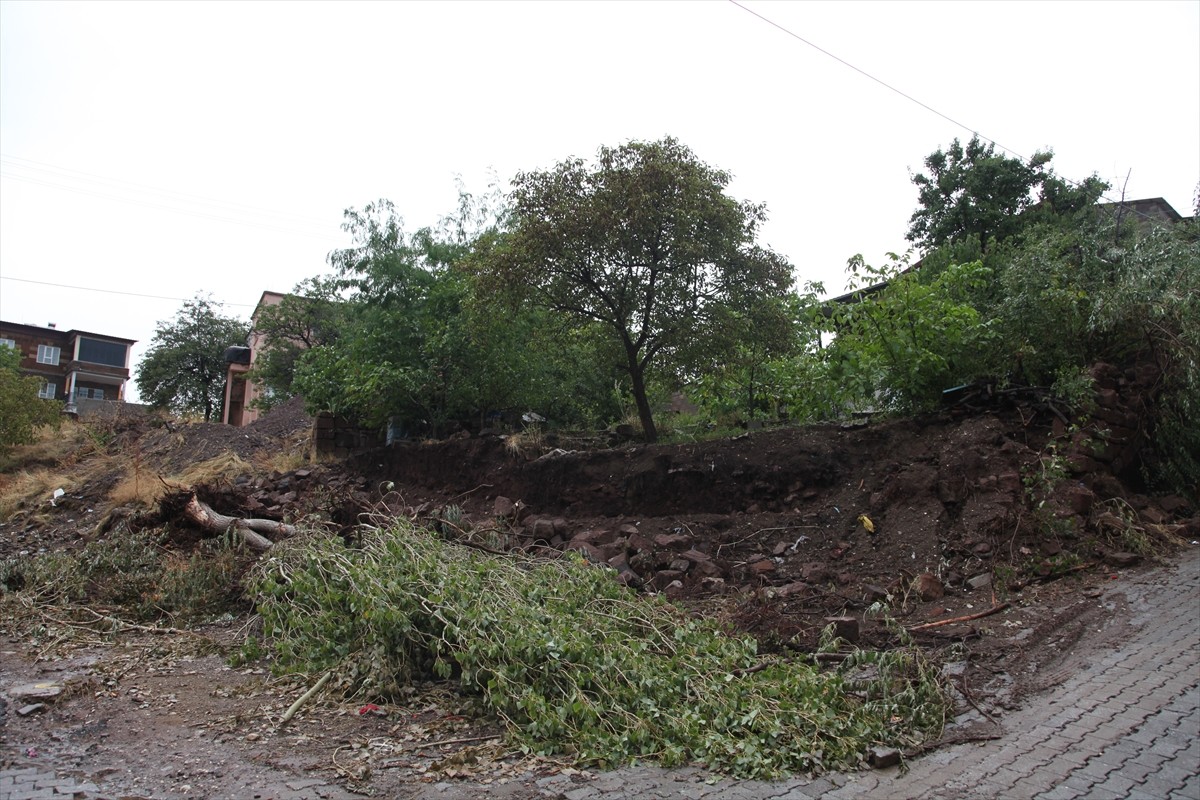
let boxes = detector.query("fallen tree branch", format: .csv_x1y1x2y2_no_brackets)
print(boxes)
419,734,502,750
1013,562,1096,590
951,672,1000,726
279,670,332,726
908,602,1011,632
449,483,494,503
87,608,202,638
731,660,778,677
22,597,209,641
183,494,294,551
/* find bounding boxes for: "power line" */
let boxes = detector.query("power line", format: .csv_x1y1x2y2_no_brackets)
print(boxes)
0,275,255,307
1,156,349,243
1,170,347,242
726,1,1169,225
1,154,337,227
724,1,1032,159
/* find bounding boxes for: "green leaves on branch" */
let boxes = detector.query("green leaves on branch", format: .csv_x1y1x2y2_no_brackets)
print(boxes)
294,195,621,435
480,137,795,442
0,345,62,454
800,256,993,415
247,277,346,411
136,295,249,422
249,523,948,778
906,135,1106,253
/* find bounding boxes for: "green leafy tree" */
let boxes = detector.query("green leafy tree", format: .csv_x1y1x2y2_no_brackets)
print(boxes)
246,277,345,410
1053,219,1198,497
1117,226,1200,498
136,296,250,421
907,135,1106,252
691,293,799,423
293,194,609,435
817,255,993,412
293,201,449,430
0,345,62,453
480,137,794,442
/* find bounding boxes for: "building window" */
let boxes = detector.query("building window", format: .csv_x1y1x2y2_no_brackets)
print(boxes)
77,337,128,368
37,344,61,365
38,381,56,399
0,338,15,350
74,387,106,400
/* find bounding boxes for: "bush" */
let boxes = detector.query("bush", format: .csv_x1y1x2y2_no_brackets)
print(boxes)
1089,224,1200,498
1,528,246,622
0,345,62,455
809,255,993,414
249,522,948,778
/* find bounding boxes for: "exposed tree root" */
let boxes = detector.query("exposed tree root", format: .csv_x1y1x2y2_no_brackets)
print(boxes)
182,493,294,551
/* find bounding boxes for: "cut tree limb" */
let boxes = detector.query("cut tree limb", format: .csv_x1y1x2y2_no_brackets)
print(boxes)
279,670,332,726
183,494,294,551
908,602,1011,632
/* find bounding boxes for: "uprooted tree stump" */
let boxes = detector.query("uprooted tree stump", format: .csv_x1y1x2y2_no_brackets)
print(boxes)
182,493,295,552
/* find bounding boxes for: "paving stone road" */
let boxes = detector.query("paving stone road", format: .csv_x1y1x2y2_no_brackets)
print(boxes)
4,547,1198,800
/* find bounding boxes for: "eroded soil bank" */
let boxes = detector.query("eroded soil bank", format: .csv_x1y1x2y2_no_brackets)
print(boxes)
1,383,1196,798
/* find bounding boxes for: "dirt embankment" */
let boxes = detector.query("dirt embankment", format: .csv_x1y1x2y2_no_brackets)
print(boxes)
2,369,1197,799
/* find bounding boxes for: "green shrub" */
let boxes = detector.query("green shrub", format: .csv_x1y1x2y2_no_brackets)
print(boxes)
249,523,948,778
807,255,993,414
1,528,245,622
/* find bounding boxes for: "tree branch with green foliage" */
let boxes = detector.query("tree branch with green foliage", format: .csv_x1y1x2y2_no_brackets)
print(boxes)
475,137,794,442
0,345,62,454
246,277,346,411
907,135,1106,253
136,295,249,422
250,521,949,779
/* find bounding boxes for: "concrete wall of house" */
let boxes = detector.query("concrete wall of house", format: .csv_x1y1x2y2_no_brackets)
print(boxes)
223,362,251,426
72,398,151,419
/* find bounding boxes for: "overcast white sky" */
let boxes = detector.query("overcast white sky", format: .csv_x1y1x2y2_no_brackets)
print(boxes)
2,0,1197,403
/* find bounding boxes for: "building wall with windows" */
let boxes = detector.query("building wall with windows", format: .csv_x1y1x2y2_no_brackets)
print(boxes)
0,320,135,406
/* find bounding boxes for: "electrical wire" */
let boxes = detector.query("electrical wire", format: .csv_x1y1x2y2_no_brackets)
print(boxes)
725,0,1178,227
1,154,334,226
0,275,255,307
726,1,1021,157
1,156,348,242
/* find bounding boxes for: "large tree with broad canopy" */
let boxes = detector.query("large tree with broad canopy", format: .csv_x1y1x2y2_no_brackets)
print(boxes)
481,137,794,441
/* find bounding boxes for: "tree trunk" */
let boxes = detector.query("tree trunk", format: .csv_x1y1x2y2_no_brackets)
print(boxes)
182,494,294,551
629,364,658,443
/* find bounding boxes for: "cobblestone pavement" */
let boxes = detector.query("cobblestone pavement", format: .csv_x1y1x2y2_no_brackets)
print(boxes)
3,548,1198,800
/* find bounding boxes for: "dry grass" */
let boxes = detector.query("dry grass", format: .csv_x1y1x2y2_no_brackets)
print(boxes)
3,412,306,519
252,449,308,475
0,468,74,520
109,452,256,508
0,421,109,520
107,465,164,507
0,420,94,471
504,427,546,459
175,452,254,487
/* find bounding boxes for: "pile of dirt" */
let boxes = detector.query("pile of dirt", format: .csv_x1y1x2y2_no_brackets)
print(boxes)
122,396,315,476
136,387,1194,660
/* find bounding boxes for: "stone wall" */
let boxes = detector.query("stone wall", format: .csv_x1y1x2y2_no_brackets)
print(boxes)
312,412,381,459
1064,361,1159,481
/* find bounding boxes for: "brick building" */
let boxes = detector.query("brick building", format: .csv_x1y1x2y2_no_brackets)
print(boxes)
0,320,135,406
222,290,286,426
